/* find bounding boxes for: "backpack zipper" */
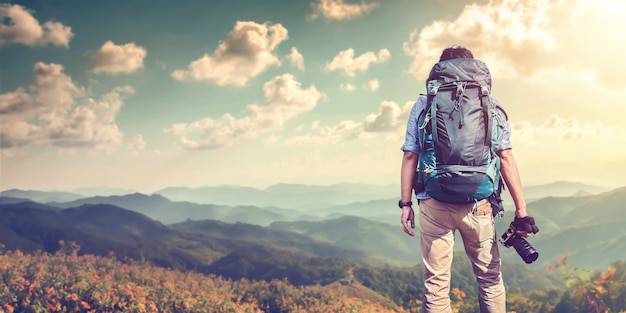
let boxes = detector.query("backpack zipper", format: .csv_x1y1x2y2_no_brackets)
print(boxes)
419,112,431,129
491,109,505,129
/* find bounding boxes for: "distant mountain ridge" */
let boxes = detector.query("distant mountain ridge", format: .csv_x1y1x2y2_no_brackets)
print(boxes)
0,189,84,203
45,193,285,226
520,181,608,199
2,182,624,271
155,182,399,210
3,180,608,212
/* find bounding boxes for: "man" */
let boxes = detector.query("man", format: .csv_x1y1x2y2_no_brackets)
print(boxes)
399,46,538,313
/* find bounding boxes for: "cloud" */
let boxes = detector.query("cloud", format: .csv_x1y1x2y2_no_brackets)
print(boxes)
286,47,305,70
128,134,146,155
285,100,413,145
0,4,73,47
325,48,390,76
285,120,361,145
402,0,626,87
366,79,379,91
340,80,379,92
510,115,626,171
164,73,321,149
403,0,557,79
172,21,288,86
340,83,356,91
263,134,280,144
513,115,623,144
308,0,380,21
88,41,147,75
0,62,132,151
0,63,82,118
363,101,412,132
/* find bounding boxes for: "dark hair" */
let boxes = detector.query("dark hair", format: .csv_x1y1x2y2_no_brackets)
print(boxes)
439,45,474,61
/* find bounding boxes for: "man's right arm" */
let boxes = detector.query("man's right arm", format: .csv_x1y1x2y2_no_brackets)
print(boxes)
400,98,422,203
400,151,418,204
399,98,423,237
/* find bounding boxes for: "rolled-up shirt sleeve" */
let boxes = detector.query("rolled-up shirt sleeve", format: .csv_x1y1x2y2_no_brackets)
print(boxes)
400,96,426,154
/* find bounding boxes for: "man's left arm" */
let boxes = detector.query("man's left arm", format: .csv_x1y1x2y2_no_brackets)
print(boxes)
499,148,540,237
494,98,538,236
498,149,527,218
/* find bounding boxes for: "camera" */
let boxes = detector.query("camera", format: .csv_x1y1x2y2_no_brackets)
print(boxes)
500,223,539,264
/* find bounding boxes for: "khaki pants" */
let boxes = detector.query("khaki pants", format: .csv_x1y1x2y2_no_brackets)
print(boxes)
418,198,506,313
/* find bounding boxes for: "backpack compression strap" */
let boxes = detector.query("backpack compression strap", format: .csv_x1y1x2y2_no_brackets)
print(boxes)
481,85,494,152
429,87,439,147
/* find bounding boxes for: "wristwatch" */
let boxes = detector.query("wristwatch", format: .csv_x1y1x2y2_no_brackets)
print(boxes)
398,200,413,208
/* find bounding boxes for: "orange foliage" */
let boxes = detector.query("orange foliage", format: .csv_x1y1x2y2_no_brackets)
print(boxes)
0,242,413,313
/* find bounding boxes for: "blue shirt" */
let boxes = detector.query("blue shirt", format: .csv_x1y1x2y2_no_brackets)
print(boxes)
401,95,512,199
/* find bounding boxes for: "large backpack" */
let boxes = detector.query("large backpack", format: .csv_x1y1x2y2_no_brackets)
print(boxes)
414,58,507,207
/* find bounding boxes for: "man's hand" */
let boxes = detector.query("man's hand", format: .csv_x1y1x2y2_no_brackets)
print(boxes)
512,216,539,238
401,206,415,237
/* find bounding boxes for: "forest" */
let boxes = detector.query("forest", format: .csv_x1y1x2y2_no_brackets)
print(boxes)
1,242,625,313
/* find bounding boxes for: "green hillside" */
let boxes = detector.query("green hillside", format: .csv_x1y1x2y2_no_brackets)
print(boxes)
270,215,419,265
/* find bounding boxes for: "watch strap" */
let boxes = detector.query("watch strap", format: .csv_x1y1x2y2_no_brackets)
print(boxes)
398,200,413,208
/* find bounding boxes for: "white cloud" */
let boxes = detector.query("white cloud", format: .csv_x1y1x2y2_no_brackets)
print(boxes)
285,100,413,145
164,73,321,149
89,41,147,75
325,48,390,76
263,135,280,144
513,115,622,144
308,0,380,21
172,21,288,86
510,116,626,172
0,4,73,47
128,134,146,155
363,101,412,132
366,79,379,91
340,80,379,92
402,0,626,86
0,63,83,118
0,62,132,151
285,120,361,145
340,83,356,91
402,0,557,79
286,47,305,70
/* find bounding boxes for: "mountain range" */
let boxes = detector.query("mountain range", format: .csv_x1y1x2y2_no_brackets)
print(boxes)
0,199,562,298
4,180,605,210
1,181,623,272
43,193,286,226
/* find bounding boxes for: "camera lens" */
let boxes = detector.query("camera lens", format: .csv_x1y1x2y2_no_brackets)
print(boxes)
511,236,539,264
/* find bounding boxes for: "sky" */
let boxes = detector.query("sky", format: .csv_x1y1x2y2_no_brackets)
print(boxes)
1,0,626,193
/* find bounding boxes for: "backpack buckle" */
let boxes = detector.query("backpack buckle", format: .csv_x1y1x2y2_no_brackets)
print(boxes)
481,85,490,96
429,85,439,95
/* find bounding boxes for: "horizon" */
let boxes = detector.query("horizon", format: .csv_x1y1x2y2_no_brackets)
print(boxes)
2,0,626,192
0,179,620,196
